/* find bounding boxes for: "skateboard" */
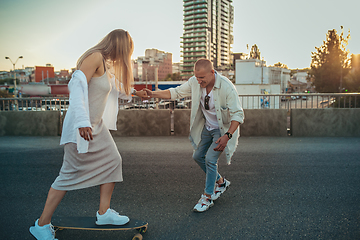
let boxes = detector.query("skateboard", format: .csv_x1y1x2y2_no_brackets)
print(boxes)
52,217,148,240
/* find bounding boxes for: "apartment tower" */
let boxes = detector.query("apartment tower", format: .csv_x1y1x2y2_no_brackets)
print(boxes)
181,0,234,79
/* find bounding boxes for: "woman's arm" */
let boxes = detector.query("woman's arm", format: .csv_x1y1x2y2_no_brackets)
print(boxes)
77,52,103,140
79,52,104,83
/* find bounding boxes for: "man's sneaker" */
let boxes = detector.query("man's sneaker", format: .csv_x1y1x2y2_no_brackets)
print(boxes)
193,194,214,212
96,208,130,225
211,178,231,200
29,219,58,240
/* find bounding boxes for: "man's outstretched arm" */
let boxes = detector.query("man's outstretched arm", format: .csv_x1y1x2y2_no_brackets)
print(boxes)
143,88,171,99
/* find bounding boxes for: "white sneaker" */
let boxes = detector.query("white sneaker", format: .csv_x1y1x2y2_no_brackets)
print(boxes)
96,208,130,225
211,178,231,200
29,219,58,240
193,194,214,212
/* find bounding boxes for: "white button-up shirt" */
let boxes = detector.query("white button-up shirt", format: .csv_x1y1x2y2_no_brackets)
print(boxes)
169,72,244,164
60,70,132,153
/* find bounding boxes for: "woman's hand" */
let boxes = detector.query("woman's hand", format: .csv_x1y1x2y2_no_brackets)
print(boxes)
136,90,149,98
143,88,153,98
136,90,151,100
79,127,93,141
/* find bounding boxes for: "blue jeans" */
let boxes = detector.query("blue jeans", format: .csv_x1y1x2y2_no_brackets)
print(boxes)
192,127,222,195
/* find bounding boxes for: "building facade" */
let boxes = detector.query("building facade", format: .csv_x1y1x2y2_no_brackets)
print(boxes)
181,0,234,79
34,66,55,83
235,58,291,95
133,49,172,82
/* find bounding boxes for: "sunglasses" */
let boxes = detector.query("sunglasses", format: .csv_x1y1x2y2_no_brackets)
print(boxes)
204,95,210,110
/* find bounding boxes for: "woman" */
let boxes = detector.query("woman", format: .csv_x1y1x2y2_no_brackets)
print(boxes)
30,29,146,240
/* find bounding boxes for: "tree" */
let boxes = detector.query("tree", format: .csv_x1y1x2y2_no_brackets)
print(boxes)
163,73,181,81
310,26,350,93
343,54,360,92
0,90,13,98
249,44,261,60
272,62,288,69
0,78,19,85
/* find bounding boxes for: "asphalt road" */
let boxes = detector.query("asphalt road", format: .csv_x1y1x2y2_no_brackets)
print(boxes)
0,136,359,240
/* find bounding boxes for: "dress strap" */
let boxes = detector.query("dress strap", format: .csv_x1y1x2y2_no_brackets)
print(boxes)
102,58,106,73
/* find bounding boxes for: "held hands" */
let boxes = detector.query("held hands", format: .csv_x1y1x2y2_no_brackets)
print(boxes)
79,127,93,141
135,89,152,100
214,135,230,151
143,88,153,98
135,90,149,99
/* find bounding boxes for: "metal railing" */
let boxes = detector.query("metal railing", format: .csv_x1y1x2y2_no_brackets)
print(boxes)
1,93,359,112
238,93,359,110
0,97,69,112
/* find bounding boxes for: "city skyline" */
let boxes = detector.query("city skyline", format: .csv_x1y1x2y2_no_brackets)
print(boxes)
1,0,359,72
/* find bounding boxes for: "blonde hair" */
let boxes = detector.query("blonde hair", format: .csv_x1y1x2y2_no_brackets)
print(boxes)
76,29,134,95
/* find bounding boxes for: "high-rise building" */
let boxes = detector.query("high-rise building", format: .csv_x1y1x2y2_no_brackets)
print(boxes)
181,0,234,79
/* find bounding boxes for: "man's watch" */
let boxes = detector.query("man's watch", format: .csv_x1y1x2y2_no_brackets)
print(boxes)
131,88,137,95
225,132,232,139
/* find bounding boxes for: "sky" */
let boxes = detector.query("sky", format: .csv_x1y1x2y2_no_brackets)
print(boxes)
0,0,359,72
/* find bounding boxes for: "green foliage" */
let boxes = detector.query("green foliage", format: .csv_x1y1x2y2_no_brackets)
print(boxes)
163,73,181,81
272,62,288,69
344,72,360,92
343,54,360,92
249,44,261,60
0,78,19,85
0,90,13,98
310,26,351,93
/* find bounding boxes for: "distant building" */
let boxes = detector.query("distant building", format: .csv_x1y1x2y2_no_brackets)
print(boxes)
0,72,8,80
288,79,308,93
236,59,290,90
0,67,32,83
292,71,308,84
34,66,55,83
291,70,310,93
23,67,34,82
234,59,291,109
181,0,234,79
235,58,290,95
172,62,182,74
217,68,235,83
133,49,172,82
232,53,247,67
55,70,71,84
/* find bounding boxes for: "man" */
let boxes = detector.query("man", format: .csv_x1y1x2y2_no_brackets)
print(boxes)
145,59,244,212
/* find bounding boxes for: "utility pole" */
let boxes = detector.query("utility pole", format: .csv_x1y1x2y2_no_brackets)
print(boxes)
5,56,23,110
155,67,159,109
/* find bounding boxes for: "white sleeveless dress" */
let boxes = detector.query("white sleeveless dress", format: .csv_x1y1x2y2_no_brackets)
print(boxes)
51,72,123,190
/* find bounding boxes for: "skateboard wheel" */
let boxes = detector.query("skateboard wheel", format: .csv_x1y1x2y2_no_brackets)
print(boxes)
138,226,147,233
132,233,143,240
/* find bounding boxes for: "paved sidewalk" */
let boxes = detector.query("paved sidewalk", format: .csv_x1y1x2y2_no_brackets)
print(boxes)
0,136,359,239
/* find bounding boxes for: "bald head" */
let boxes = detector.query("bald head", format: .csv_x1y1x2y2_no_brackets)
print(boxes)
194,59,213,72
194,59,215,89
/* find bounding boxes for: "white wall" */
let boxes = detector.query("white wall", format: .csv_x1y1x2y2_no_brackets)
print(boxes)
294,71,308,83
235,59,266,84
235,59,290,94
